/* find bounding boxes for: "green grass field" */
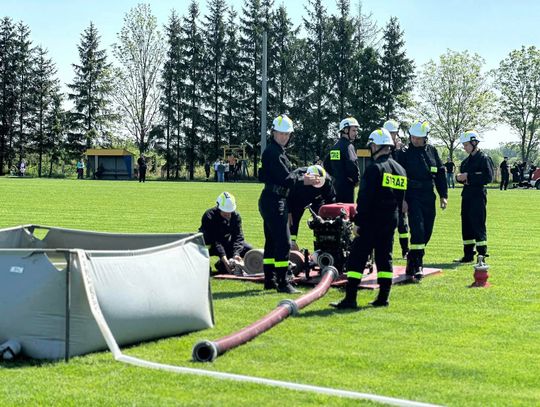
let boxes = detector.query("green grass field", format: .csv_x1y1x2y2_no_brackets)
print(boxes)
0,177,539,406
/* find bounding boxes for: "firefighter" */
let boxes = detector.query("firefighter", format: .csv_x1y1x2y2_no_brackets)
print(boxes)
323,117,360,203
288,165,336,250
384,119,409,258
330,128,406,309
258,114,320,293
199,192,253,274
455,130,493,262
395,121,448,282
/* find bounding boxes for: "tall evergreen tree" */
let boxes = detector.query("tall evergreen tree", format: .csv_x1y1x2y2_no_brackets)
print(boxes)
67,22,114,155
222,8,244,147
0,17,17,175
239,0,263,174
327,0,355,121
160,11,183,180
204,0,228,159
44,92,65,177
31,46,60,177
12,22,34,170
180,0,205,180
380,17,415,120
302,0,332,158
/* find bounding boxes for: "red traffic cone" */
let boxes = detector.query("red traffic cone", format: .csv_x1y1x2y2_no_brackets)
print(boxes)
470,255,490,288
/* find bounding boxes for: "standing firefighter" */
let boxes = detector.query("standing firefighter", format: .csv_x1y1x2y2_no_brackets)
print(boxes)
259,114,320,293
331,128,406,309
455,131,493,262
323,117,360,203
384,119,409,258
396,121,448,282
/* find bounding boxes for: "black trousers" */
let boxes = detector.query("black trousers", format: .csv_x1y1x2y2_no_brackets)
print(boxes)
139,168,146,182
346,211,398,286
500,174,509,190
208,241,253,259
461,188,487,255
259,190,291,275
334,179,355,203
407,189,436,266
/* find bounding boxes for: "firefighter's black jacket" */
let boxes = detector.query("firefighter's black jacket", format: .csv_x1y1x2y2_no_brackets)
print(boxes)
199,207,246,258
287,167,336,214
459,150,493,194
259,138,302,191
396,143,448,200
323,136,359,185
354,154,406,227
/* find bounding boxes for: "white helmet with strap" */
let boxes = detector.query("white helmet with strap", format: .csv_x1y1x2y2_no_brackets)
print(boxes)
368,128,394,146
216,191,236,212
459,130,481,144
409,120,430,137
383,119,399,133
339,117,359,131
272,114,294,133
306,164,326,188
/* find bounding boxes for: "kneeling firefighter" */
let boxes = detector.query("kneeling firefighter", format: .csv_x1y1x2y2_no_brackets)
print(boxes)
331,128,407,309
455,130,493,262
258,114,321,293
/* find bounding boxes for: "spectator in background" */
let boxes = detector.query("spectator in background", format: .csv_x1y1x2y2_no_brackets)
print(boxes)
528,163,537,182
511,163,520,188
137,154,147,183
204,160,211,181
444,157,456,189
19,160,26,177
213,158,220,181
217,160,225,182
76,159,85,179
499,156,510,190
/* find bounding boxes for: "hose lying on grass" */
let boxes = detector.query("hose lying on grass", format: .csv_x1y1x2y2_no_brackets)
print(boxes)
192,266,339,363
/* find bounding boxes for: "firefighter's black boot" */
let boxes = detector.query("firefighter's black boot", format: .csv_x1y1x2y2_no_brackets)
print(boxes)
276,268,300,294
263,265,276,290
454,244,475,263
405,251,418,283
330,279,359,309
371,282,391,307
399,238,409,259
476,244,488,257
414,251,425,282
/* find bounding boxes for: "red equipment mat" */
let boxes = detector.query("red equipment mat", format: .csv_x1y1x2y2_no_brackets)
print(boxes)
213,265,442,290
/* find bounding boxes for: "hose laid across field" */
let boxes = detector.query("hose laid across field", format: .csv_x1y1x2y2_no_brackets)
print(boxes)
192,266,339,363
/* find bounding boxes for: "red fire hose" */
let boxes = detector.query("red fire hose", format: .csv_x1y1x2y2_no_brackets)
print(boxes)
192,266,339,362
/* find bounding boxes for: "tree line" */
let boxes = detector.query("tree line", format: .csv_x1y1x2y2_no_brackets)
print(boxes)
0,0,537,178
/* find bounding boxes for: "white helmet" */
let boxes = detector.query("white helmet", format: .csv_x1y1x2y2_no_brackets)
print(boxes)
367,128,394,146
216,191,236,213
459,130,481,144
383,119,399,133
306,164,326,188
409,120,430,137
272,114,294,133
339,117,360,131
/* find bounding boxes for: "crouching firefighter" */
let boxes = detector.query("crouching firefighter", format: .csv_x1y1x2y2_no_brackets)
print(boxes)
331,128,407,309
455,130,493,262
258,114,321,293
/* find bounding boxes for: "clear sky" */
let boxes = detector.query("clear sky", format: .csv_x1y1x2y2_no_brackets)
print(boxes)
3,0,540,148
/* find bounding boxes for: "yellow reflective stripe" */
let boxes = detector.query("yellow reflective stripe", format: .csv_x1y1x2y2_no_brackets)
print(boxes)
410,244,425,250
274,260,289,268
476,240,487,246
430,166,437,173
347,271,363,280
398,233,409,238
377,271,393,279
263,258,275,265
330,150,341,160
463,239,476,245
290,235,297,240
205,245,211,249
382,173,407,190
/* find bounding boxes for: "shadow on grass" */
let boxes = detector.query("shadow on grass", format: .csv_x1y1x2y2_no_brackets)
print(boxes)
296,304,377,318
0,357,56,369
212,289,262,300
428,262,461,270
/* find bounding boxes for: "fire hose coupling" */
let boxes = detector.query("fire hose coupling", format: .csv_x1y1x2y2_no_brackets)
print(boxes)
0,340,21,361
278,299,299,316
192,340,219,363
321,265,339,280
